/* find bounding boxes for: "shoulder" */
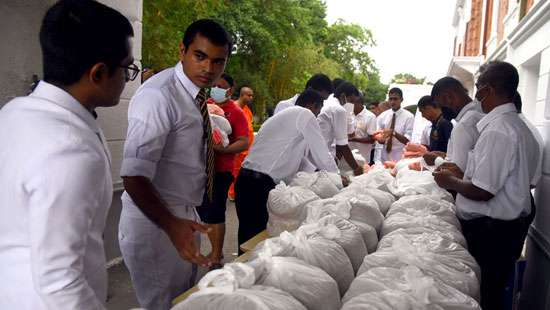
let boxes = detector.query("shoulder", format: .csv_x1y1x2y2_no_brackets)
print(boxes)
401,109,414,118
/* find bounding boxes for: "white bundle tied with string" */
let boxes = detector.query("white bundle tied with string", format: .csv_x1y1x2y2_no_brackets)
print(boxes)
290,171,341,198
389,169,454,201
341,290,442,310
381,212,462,239
343,266,480,309
266,182,319,236
247,255,341,310
172,263,306,310
335,188,395,216
385,194,460,228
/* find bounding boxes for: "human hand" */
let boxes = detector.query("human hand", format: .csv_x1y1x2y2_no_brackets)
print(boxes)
432,168,457,189
423,152,438,165
166,218,212,267
353,165,364,176
341,175,350,187
436,162,464,179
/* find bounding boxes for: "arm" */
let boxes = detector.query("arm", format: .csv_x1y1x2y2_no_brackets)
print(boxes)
122,176,209,266
433,169,494,201
121,90,210,266
336,144,363,175
393,131,409,144
214,107,250,154
29,147,107,309
350,135,375,144
214,135,248,153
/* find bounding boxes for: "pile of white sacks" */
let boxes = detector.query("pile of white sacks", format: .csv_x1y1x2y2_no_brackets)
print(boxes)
173,164,481,310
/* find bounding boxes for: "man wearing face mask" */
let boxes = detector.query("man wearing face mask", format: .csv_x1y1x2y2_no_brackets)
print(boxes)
198,73,249,269
318,81,364,176
433,61,541,310
423,77,484,171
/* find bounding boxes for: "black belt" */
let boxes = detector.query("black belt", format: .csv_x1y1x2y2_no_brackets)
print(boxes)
240,168,273,181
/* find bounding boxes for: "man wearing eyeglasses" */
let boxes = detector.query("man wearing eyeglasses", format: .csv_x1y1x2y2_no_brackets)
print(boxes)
0,1,134,309
119,19,232,309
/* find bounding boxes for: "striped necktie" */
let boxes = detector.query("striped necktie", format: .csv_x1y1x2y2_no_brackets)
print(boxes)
196,89,215,202
386,112,396,153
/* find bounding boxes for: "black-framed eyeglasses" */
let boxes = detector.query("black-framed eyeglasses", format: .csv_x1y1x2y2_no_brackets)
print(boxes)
120,63,140,82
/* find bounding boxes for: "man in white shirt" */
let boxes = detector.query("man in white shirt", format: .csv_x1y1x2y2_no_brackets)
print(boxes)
0,1,134,309
423,77,484,172
349,96,377,162
273,73,333,114
318,81,364,175
433,61,541,310
376,87,414,162
235,89,338,252
119,19,232,309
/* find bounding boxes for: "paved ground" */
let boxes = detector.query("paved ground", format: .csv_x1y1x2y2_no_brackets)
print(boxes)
105,200,239,309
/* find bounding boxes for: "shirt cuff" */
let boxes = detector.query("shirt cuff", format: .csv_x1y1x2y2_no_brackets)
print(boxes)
120,158,157,180
334,138,348,146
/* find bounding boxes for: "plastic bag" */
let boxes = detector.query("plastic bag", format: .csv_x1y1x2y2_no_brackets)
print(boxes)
337,186,395,216
303,199,378,253
300,215,367,273
341,290,440,310
377,231,480,282
350,164,395,193
267,182,319,236
358,236,480,300
381,212,462,239
379,227,467,252
277,231,354,296
306,197,383,233
210,114,231,147
248,256,341,310
290,171,340,198
338,149,366,175
173,263,306,310
389,169,454,201
343,266,480,309
385,195,460,229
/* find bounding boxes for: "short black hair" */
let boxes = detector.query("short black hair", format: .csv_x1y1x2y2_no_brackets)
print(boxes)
332,78,346,91
182,19,233,56
513,91,522,113
417,95,439,109
296,89,323,109
40,0,133,86
334,82,360,98
220,73,234,87
477,61,519,99
431,76,468,97
305,74,333,94
388,87,403,98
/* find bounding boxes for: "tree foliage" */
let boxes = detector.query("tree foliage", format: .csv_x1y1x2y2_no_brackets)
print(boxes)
391,73,426,85
143,0,387,120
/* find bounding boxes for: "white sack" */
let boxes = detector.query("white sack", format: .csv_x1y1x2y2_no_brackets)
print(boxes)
267,183,319,236
290,171,340,198
335,188,395,216
350,164,394,193
386,194,460,228
382,227,467,249
389,169,454,201
248,256,341,310
342,290,440,310
343,266,480,309
381,212,462,239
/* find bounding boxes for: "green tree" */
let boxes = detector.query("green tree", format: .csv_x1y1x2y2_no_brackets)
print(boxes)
363,73,389,103
143,0,381,122
391,73,426,85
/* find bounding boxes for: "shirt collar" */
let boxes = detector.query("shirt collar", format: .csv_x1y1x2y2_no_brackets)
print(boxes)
391,108,402,116
476,102,516,132
456,101,479,122
30,81,101,133
175,61,201,100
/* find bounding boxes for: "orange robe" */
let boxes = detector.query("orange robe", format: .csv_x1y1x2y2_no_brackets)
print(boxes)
229,104,254,199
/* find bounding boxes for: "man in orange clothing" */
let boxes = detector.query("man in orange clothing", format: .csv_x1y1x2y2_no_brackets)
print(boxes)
229,86,254,200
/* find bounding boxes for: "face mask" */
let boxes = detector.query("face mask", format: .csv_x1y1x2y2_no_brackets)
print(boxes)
210,87,228,103
441,106,458,120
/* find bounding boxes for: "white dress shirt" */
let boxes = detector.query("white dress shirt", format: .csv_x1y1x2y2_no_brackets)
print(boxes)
273,94,298,115
120,62,206,218
318,102,349,156
376,108,414,161
349,107,377,160
446,101,484,171
243,106,338,183
343,102,356,134
456,103,541,220
0,81,112,309
519,114,544,186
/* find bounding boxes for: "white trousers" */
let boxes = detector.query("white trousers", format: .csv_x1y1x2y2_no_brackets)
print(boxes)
119,202,199,310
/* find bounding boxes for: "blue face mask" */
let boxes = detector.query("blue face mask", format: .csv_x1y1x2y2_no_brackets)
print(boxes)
210,87,229,103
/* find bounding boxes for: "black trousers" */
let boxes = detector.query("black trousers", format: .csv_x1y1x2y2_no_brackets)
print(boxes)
197,172,234,224
234,168,275,255
460,195,535,310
